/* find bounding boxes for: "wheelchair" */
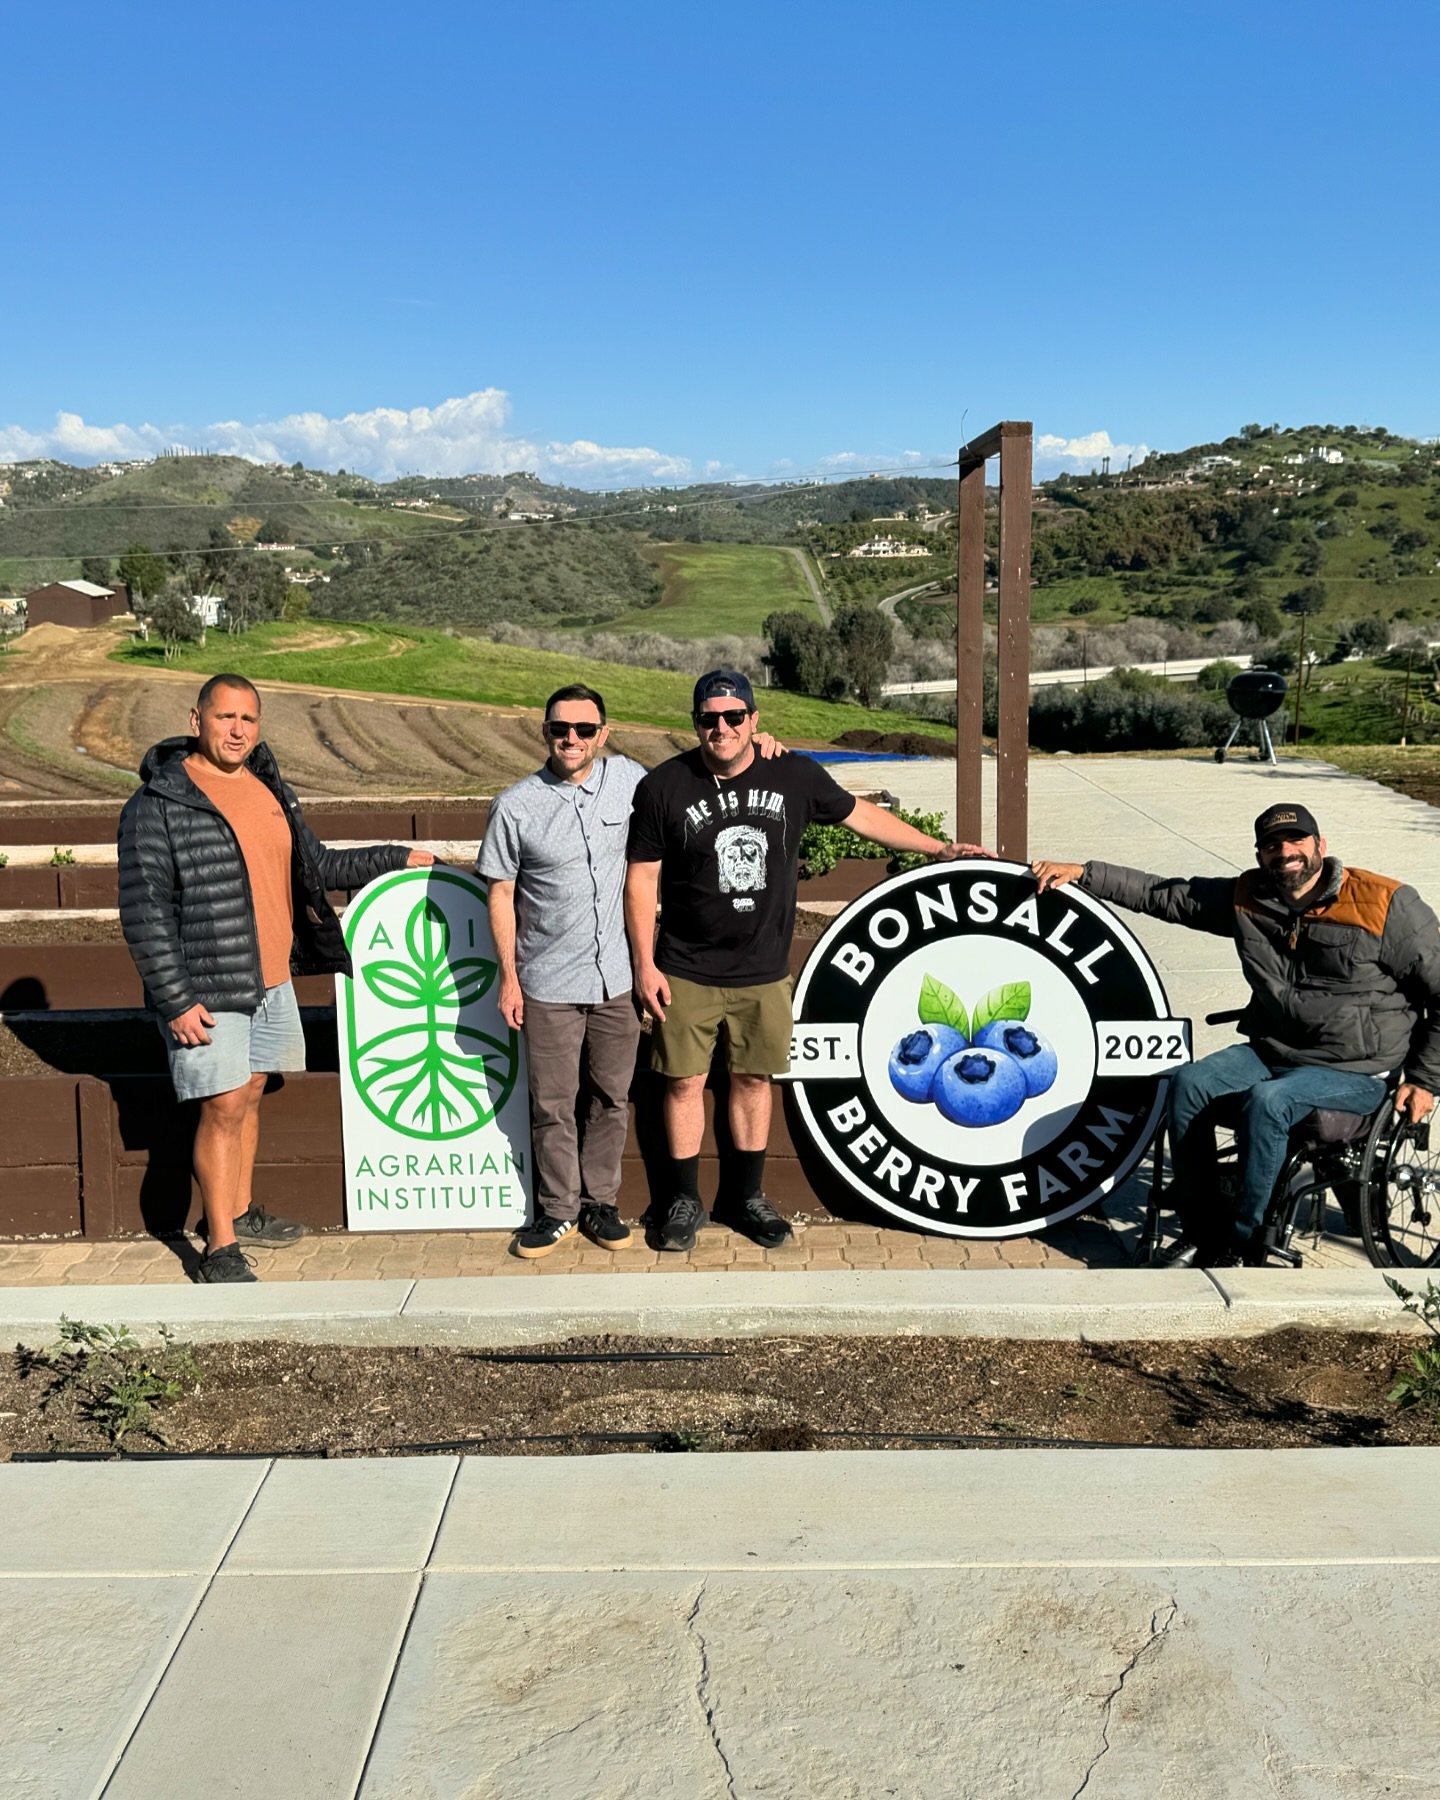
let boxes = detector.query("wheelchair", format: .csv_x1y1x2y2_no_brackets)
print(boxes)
1136,1012,1440,1271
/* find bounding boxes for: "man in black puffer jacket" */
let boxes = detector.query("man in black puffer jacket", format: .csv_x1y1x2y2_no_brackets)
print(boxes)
119,674,433,1282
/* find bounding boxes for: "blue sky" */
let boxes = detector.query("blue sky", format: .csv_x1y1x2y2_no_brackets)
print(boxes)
3,0,1435,486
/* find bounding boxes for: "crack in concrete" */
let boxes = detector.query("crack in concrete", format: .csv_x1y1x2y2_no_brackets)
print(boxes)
1071,1597,1178,1800
685,1579,738,1799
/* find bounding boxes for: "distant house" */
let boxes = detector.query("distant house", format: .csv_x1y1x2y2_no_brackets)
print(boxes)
0,597,25,616
188,594,225,627
1196,455,1241,472
1283,447,1345,467
847,535,928,559
24,579,129,628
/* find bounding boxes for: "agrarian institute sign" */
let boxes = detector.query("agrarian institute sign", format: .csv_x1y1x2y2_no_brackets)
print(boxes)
785,862,1189,1237
338,867,532,1231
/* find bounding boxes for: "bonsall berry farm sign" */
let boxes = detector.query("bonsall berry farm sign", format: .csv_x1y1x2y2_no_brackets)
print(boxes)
784,862,1191,1237
338,867,532,1231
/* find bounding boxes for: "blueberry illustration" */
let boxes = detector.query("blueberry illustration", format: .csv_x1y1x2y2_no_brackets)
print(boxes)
974,1020,1058,1098
887,1025,966,1103
934,1048,1027,1127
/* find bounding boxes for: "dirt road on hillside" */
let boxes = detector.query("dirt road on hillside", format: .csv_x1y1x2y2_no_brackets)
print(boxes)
0,624,689,800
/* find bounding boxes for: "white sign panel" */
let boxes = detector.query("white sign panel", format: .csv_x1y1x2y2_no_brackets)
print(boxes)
338,867,532,1231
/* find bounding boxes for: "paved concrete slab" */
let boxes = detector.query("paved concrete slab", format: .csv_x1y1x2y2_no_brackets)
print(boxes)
0,1462,266,1575
1207,1265,1428,1331
430,1447,1440,1572
0,1575,206,1800
0,1279,416,1344
360,1565,1440,1800
104,1571,420,1800
400,1268,1230,1343
357,1573,732,1800
225,1456,459,1573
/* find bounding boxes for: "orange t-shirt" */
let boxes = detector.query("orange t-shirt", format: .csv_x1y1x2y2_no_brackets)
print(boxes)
185,756,295,988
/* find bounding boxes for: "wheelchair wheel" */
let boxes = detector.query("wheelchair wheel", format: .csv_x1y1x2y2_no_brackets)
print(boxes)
1358,1109,1440,1269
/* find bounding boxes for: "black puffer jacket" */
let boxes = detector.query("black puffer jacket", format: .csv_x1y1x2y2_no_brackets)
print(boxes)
118,737,409,1020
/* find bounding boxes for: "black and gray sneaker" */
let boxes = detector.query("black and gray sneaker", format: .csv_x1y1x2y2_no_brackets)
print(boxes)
230,1205,308,1246
579,1203,633,1249
197,1243,258,1284
512,1212,578,1259
659,1194,706,1253
719,1194,792,1249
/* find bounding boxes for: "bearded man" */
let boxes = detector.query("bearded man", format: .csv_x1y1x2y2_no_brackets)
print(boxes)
1034,802,1440,1266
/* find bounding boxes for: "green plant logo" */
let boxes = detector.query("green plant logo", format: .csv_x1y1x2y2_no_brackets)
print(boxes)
348,886,519,1141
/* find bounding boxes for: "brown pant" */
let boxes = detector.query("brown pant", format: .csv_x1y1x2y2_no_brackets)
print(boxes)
524,994,641,1220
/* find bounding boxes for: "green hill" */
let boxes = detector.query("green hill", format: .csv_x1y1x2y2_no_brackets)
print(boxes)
110,616,949,742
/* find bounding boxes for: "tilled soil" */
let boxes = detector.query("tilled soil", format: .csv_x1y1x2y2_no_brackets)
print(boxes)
3,1329,1435,1460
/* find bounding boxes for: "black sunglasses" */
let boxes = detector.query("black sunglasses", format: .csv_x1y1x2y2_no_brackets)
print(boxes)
544,719,602,740
694,708,751,731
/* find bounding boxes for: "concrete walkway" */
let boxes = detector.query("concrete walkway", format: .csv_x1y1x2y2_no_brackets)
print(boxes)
5,1448,1439,1799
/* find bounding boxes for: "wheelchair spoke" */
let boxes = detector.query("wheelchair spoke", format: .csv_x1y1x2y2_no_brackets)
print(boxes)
1360,1114,1440,1269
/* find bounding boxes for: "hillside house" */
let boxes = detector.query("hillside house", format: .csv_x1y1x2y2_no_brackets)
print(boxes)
846,536,929,559
24,579,129,628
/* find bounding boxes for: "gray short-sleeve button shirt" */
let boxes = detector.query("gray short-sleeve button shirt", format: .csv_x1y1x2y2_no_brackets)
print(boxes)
477,754,647,1004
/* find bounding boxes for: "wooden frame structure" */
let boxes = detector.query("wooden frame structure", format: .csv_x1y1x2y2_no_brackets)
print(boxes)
954,420,1033,859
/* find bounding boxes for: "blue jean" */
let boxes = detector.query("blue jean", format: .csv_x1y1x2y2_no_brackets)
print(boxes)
1168,1043,1389,1239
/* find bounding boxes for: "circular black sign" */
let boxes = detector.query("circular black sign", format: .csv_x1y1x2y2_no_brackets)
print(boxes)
787,861,1190,1238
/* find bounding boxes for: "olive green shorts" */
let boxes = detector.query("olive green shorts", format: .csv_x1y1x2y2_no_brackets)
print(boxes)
651,974,794,1079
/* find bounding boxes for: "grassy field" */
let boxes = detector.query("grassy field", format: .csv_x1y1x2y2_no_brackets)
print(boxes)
111,618,949,742
598,542,822,637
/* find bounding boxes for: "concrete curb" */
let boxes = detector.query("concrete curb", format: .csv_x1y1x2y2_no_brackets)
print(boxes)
0,1267,1425,1346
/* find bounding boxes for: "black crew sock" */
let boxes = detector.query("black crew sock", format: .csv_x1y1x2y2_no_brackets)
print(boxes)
671,1154,701,1202
733,1148,767,1202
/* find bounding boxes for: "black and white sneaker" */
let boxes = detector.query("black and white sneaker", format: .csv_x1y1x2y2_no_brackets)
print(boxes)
579,1203,633,1249
197,1243,258,1284
512,1213,578,1259
719,1194,792,1249
231,1204,308,1245
659,1194,706,1253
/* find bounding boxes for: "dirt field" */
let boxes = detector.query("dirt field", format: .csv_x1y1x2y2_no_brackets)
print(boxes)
0,623,689,799
3,1328,1434,1459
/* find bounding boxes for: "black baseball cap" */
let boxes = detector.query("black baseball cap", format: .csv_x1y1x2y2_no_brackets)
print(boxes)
1254,802,1320,846
692,668,756,712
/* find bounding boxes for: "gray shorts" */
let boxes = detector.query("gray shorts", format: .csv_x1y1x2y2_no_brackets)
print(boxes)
159,981,307,1102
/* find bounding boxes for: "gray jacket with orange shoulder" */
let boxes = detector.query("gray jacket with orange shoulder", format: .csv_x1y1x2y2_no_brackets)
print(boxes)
1081,856,1440,1089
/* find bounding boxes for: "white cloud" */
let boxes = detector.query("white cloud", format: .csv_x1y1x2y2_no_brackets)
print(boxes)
0,389,693,488
1035,430,1150,474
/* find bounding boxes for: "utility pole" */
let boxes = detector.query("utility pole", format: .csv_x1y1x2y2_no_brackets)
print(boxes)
1401,646,1415,744
1292,612,1308,748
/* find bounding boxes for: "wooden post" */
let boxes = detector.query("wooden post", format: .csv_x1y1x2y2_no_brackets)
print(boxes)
955,454,986,847
995,424,1033,860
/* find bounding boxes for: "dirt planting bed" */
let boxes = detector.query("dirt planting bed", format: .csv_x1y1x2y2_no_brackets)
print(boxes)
3,1328,1435,1460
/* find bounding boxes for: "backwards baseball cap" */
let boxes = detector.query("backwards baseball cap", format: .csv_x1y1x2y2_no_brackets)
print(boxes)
692,667,756,713
1254,802,1320,846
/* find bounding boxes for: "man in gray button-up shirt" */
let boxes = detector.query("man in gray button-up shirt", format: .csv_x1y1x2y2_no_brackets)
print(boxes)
479,683,646,1258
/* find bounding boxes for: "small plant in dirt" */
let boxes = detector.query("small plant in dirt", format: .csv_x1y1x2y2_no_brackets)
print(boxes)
49,847,77,866
23,1316,204,1447
1385,1278,1440,1417
0,851,8,869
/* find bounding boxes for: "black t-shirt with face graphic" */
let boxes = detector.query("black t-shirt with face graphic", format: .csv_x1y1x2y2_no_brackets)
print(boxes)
627,748,857,986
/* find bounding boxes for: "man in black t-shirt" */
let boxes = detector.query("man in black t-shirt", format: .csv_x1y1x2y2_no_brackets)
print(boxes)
625,667,977,1251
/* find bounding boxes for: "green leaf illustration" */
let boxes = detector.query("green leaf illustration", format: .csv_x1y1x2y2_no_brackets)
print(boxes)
917,973,969,1039
362,960,429,1009
972,981,1031,1034
406,899,451,974
431,955,497,1007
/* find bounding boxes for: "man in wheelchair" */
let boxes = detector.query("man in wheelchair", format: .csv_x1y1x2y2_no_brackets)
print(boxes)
1034,802,1440,1266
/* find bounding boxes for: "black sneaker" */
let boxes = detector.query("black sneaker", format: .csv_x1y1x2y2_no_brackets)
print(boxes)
659,1194,706,1253
197,1243,258,1284
231,1205,308,1246
719,1194,792,1249
579,1203,633,1249
1160,1235,1243,1269
512,1213,578,1259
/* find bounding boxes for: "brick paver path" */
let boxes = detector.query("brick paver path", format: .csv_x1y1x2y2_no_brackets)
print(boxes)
0,1201,1368,1285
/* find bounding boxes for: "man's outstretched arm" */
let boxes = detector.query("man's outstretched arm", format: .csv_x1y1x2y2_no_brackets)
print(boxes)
843,797,987,861
624,859,670,1021
1031,856,1237,934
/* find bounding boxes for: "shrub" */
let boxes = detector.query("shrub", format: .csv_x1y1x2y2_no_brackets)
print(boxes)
801,808,946,878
